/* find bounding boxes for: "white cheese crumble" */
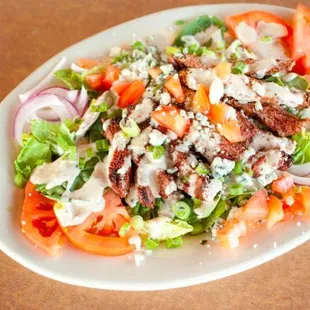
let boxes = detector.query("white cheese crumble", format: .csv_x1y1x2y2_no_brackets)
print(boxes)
128,236,142,250
211,157,235,178
159,92,171,105
149,129,167,146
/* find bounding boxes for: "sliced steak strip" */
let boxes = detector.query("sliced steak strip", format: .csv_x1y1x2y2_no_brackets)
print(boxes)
103,118,121,143
251,149,293,177
107,132,132,198
168,55,210,70
137,186,155,209
156,170,177,199
226,99,304,137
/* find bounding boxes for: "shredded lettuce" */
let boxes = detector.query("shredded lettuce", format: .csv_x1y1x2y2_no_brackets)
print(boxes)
201,199,227,229
31,119,76,157
293,131,310,164
14,137,52,187
35,182,67,200
174,15,226,46
142,217,193,240
54,69,82,90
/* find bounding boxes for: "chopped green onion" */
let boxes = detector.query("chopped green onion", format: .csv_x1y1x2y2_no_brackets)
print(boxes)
190,221,204,235
229,183,244,196
175,19,185,26
265,76,284,86
200,47,216,57
165,236,183,249
172,201,191,220
107,108,122,119
260,36,272,42
180,176,189,183
152,145,165,159
119,223,131,237
132,41,145,51
193,198,202,209
287,76,309,91
95,139,109,151
245,167,253,177
79,157,86,169
231,62,248,75
86,148,94,158
166,46,182,56
233,160,243,175
143,238,159,250
130,215,144,231
120,118,141,138
91,101,108,112
195,163,209,175
14,173,27,188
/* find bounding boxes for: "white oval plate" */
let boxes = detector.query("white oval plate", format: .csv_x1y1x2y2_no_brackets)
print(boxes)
1,3,310,291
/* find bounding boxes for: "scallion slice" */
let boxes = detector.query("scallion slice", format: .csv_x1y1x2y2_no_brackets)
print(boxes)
233,160,243,175
165,236,183,249
231,62,248,75
95,139,109,151
195,163,209,175
172,201,191,220
119,223,131,237
120,118,141,137
143,238,159,250
130,215,144,231
287,76,309,91
229,183,244,196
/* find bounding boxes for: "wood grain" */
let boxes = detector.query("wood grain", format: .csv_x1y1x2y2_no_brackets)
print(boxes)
1,1,310,309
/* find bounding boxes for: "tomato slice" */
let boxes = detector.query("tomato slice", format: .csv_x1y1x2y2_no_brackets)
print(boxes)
217,120,244,143
77,58,99,69
266,195,284,230
118,80,145,108
242,189,269,220
101,65,120,90
164,75,185,103
271,174,294,195
192,85,211,114
213,62,232,81
112,81,132,95
148,67,162,79
58,190,135,256
85,73,106,90
151,106,190,138
208,103,234,124
21,182,65,256
226,10,292,40
292,4,310,74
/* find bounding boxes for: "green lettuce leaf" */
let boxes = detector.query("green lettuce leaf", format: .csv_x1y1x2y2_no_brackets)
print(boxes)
201,199,227,230
14,137,52,187
35,182,67,200
54,69,82,90
292,131,310,164
31,120,76,157
174,15,226,46
142,217,193,240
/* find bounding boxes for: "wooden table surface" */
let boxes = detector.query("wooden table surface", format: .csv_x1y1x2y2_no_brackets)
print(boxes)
1,0,310,309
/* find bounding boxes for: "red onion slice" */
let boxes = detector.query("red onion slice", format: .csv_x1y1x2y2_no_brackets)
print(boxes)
292,175,310,186
71,62,87,73
288,163,310,177
38,87,79,103
14,94,78,145
75,85,89,116
19,57,67,103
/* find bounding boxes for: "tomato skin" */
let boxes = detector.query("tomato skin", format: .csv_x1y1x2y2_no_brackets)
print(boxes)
112,82,132,95
151,106,190,138
213,62,232,81
58,190,135,256
77,58,98,69
21,182,65,256
242,189,269,220
118,80,145,108
272,174,294,195
217,120,244,143
164,75,185,103
148,67,162,79
292,5,310,73
101,65,120,90
192,85,211,114
85,73,106,90
266,195,284,230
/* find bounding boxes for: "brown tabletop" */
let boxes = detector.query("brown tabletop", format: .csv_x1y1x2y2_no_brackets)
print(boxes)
1,0,310,309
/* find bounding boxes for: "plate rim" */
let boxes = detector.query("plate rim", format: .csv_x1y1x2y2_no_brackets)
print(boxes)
1,2,309,291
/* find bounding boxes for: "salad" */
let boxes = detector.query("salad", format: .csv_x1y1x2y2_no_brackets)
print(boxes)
13,4,310,257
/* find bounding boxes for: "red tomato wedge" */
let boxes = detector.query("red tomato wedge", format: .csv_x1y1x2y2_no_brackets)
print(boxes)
192,85,211,114
208,103,235,124
226,10,292,41
213,62,232,80
164,75,185,103
266,195,284,230
112,81,132,95
85,73,105,90
271,174,294,195
148,67,162,79
21,182,65,256
217,120,244,143
58,190,135,256
101,65,120,90
118,80,145,108
151,106,190,138
292,4,310,74
242,189,269,221
77,58,99,69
